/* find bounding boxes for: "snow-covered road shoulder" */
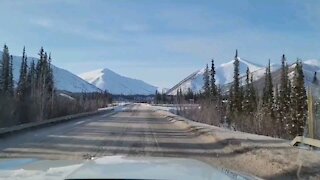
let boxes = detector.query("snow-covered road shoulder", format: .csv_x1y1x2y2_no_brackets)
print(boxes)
150,104,320,179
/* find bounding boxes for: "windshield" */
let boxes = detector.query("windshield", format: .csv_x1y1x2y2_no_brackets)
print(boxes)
0,0,320,180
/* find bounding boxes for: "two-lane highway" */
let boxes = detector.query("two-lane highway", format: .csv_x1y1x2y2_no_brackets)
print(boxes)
0,104,215,160
2,103,320,179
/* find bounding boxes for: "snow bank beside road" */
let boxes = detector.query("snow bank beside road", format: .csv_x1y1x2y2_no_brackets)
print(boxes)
150,104,320,179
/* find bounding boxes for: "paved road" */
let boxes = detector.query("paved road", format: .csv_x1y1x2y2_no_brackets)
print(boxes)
2,104,320,179
0,104,215,160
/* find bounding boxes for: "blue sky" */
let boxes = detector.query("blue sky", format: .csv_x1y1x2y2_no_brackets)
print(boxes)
0,0,320,88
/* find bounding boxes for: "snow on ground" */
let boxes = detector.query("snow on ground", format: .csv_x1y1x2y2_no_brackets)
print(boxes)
59,93,75,101
150,104,320,179
148,104,177,112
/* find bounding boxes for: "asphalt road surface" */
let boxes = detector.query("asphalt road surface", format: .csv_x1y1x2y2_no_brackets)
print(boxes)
1,104,320,179
0,104,215,160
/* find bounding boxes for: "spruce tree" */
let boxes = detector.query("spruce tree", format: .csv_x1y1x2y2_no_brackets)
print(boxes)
274,84,281,136
27,60,36,97
262,66,268,105
243,67,251,115
155,90,159,104
17,47,28,101
216,85,223,123
178,88,182,103
210,59,217,99
0,44,10,95
262,60,275,118
239,84,244,112
278,54,291,134
34,47,55,119
249,74,257,112
232,49,241,112
46,53,54,116
37,48,45,118
290,60,307,137
203,64,210,97
312,72,318,84
175,89,179,104
8,55,14,96
185,88,194,101
227,85,234,125
17,47,26,94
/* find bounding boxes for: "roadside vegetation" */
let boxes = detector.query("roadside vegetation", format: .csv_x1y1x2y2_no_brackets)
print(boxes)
0,44,112,128
157,51,311,140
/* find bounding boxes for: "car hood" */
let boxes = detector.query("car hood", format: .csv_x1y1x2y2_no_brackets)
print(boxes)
0,156,255,180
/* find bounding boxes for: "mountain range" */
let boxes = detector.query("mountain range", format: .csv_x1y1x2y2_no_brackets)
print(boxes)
0,51,100,93
166,56,320,95
4,50,319,96
0,51,158,95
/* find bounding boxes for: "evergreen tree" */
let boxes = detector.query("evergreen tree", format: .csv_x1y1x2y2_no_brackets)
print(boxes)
274,84,281,135
185,88,194,101
227,85,234,125
262,59,274,117
155,90,159,104
161,92,167,104
176,89,180,104
8,55,14,96
239,84,244,111
202,64,210,97
27,60,36,97
155,90,162,104
178,88,182,104
0,44,10,95
216,85,224,123
33,47,55,119
278,54,291,134
17,47,28,101
249,74,257,110
210,59,217,99
312,72,318,84
232,49,241,112
243,67,251,115
290,60,307,137
46,53,54,116
262,66,268,104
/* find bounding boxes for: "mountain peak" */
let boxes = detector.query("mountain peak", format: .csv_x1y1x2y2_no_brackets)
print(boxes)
304,59,320,67
0,51,100,93
79,68,157,95
221,57,263,69
166,58,263,95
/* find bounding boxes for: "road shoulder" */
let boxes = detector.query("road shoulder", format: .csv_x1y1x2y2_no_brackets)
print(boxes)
152,105,320,179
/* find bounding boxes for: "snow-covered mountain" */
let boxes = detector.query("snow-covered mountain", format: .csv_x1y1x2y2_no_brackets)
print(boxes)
0,52,100,92
166,57,269,95
79,68,157,95
292,60,320,87
167,57,320,96
249,59,320,96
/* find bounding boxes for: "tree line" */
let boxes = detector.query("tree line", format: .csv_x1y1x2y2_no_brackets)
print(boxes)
177,50,308,139
0,44,112,128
